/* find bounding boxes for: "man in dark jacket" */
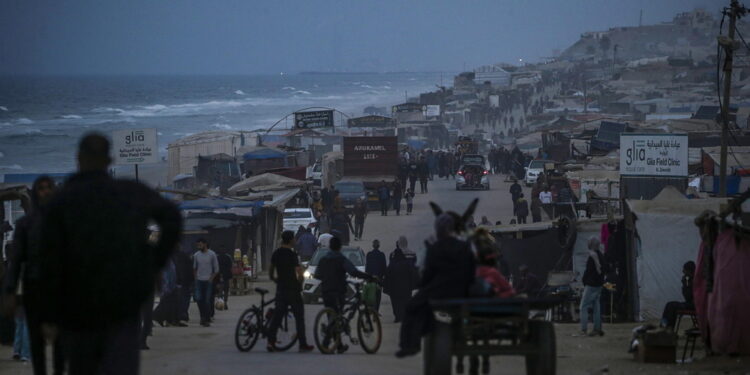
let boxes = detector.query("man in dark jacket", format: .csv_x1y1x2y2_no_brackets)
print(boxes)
396,214,476,357
660,261,695,329
3,176,65,375
365,240,387,312
314,237,374,353
579,237,608,336
417,157,429,193
295,227,318,261
515,194,529,224
217,249,234,309
39,133,182,375
377,181,390,216
352,198,367,241
509,179,522,216
173,250,194,323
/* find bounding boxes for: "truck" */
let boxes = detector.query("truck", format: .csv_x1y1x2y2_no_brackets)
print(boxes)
340,136,399,209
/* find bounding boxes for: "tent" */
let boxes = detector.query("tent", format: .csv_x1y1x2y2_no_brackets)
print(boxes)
625,186,727,320
228,173,306,195
241,147,286,161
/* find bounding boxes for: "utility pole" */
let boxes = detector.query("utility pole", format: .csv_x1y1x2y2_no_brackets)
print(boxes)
719,0,746,196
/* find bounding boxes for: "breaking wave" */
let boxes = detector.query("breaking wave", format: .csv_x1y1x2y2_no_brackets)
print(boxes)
15,118,34,125
92,107,125,114
59,114,83,119
235,90,246,95
282,86,296,91
0,164,22,171
211,123,233,130
292,90,311,95
0,106,7,111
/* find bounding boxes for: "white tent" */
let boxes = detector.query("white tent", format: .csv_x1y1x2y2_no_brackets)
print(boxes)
627,187,726,320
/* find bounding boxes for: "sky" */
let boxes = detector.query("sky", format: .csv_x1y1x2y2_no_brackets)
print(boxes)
0,0,722,75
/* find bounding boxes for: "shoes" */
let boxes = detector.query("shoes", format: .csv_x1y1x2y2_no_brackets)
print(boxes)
395,348,419,358
140,343,150,350
12,353,20,361
298,344,314,353
20,357,29,362
154,320,165,327
336,344,349,354
175,322,188,327
588,330,605,337
576,330,587,337
266,343,276,352
200,321,210,327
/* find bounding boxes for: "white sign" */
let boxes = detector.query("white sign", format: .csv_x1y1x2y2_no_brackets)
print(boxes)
112,128,159,165
423,105,440,117
489,95,500,108
620,133,688,177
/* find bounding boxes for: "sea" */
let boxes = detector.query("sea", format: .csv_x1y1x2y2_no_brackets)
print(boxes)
0,73,444,175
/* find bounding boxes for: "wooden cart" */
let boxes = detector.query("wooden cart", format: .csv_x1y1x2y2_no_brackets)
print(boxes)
424,298,561,375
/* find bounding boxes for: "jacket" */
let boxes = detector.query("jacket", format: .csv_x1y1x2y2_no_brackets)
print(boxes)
418,237,475,299
39,171,182,330
582,250,607,287
314,251,370,295
365,249,387,279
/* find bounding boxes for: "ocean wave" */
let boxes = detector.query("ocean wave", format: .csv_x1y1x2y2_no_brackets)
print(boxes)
0,106,7,112
235,90,246,95
0,151,4,158
92,107,125,114
15,118,34,125
0,164,22,171
382,86,392,89
211,123,233,130
282,86,296,91
119,100,255,117
59,114,83,119
360,84,373,88
292,90,311,95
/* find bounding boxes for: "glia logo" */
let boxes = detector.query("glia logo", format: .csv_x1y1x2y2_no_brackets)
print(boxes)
125,131,145,145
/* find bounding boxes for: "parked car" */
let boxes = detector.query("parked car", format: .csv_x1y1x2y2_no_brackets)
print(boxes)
334,180,367,209
282,208,317,233
524,159,553,186
456,154,490,190
301,246,366,304
307,161,322,187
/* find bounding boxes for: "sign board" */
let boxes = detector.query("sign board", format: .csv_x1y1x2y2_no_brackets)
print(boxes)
620,133,688,177
392,103,423,114
347,115,395,128
423,105,440,117
294,110,334,129
343,136,398,176
112,128,158,165
489,95,500,108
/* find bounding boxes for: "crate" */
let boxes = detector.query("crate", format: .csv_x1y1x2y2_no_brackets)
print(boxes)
634,331,677,363
230,275,251,295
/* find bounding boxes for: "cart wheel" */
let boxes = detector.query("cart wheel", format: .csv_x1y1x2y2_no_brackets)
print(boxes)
423,321,453,375
525,320,556,375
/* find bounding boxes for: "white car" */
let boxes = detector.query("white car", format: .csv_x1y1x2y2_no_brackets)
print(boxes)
524,160,552,187
282,208,317,233
302,246,366,304
306,162,322,187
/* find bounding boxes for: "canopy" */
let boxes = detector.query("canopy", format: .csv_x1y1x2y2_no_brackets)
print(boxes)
179,198,263,211
626,187,727,319
242,147,286,161
228,173,306,195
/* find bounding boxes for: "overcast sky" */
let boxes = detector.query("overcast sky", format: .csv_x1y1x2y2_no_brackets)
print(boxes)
0,0,721,75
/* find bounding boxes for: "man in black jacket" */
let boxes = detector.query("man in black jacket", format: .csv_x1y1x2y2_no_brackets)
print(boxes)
396,214,475,357
579,237,608,337
39,133,182,375
365,240,387,312
314,237,374,353
4,176,65,375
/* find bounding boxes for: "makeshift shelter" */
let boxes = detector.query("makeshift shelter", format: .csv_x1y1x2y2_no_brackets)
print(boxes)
227,173,307,196
624,186,727,320
240,147,289,175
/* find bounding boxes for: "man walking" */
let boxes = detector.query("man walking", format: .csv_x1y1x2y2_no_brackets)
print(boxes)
295,227,318,261
580,237,607,336
352,198,367,241
365,240,387,312
193,238,219,327
509,179,522,216
39,133,182,375
377,181,390,216
267,231,314,352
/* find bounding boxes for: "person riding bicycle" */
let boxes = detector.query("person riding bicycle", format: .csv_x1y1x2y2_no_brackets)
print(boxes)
313,236,376,353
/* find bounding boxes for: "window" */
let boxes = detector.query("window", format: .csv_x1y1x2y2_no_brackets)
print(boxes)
310,248,364,266
284,210,312,219
334,183,364,194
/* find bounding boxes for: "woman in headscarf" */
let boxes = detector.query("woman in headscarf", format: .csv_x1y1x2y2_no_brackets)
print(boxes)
384,245,418,323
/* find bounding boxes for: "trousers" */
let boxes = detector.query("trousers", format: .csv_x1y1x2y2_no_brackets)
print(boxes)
194,280,213,323
64,317,140,375
268,291,308,346
580,286,603,332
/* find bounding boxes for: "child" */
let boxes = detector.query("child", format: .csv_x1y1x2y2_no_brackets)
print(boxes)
405,188,415,215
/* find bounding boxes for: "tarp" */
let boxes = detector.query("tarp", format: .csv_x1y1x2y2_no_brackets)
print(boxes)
695,229,750,355
241,147,286,161
179,198,263,211
228,173,307,195
627,188,727,319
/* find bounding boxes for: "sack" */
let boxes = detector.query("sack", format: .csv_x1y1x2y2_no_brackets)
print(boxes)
362,282,379,308
215,297,226,311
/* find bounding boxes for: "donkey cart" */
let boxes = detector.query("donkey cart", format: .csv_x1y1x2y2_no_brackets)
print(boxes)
424,298,561,375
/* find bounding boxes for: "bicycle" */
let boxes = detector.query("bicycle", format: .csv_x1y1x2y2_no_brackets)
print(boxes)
313,281,382,354
234,287,298,352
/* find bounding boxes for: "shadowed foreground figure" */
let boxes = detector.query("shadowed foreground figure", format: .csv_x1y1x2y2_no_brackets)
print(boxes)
39,133,182,375
396,199,477,358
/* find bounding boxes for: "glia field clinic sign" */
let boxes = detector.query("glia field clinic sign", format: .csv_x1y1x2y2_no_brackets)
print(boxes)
620,133,688,177
112,128,159,165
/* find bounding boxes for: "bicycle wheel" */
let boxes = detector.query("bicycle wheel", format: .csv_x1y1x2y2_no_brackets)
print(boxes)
314,307,340,354
272,310,299,351
235,308,261,352
357,307,382,354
